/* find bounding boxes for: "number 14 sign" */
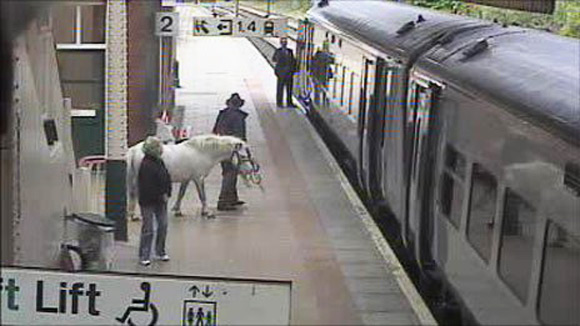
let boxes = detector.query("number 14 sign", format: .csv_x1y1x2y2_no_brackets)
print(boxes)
192,16,287,37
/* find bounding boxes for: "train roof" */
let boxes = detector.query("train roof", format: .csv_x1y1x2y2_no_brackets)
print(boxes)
418,26,580,145
307,0,487,61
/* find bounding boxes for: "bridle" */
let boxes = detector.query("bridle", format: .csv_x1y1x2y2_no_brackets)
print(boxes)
232,148,263,189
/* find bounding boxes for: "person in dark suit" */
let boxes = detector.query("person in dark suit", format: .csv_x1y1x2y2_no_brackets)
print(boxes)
272,37,296,108
212,93,248,211
138,136,172,266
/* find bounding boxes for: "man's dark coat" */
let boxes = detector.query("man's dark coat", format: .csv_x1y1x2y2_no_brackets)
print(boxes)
212,107,248,141
273,47,296,79
138,154,172,206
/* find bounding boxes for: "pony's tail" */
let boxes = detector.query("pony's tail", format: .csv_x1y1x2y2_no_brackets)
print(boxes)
126,148,138,218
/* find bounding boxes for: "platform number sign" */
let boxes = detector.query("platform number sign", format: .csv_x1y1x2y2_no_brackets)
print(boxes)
156,12,179,36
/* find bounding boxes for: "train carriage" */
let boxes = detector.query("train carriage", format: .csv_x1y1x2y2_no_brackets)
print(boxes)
297,0,489,206
412,25,580,325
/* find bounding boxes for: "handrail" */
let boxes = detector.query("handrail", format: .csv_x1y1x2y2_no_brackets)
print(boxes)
78,155,107,170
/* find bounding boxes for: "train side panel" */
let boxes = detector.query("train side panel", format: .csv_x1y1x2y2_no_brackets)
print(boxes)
420,75,580,325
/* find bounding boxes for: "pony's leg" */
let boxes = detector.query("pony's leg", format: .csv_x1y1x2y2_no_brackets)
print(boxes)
195,179,214,219
172,181,189,217
127,196,139,221
126,152,140,221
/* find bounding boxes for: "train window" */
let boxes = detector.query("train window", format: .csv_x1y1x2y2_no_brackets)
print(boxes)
340,66,346,107
43,118,59,146
563,162,580,196
350,73,360,119
498,189,538,302
467,164,498,262
439,145,465,228
348,72,355,115
538,222,580,325
445,145,466,179
332,64,339,100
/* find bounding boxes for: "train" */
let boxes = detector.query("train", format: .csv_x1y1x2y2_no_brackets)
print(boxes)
292,1,580,325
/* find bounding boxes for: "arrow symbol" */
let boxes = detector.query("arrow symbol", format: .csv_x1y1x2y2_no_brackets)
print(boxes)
217,19,232,35
202,285,213,298
194,20,209,34
188,285,200,297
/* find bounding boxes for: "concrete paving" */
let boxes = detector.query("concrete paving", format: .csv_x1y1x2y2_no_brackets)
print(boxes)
110,4,431,325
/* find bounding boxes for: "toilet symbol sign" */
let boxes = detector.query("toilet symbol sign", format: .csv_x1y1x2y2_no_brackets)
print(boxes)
183,300,216,326
2,267,291,325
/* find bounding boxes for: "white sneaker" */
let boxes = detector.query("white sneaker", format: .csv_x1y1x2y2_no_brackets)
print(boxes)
159,254,170,262
139,260,151,266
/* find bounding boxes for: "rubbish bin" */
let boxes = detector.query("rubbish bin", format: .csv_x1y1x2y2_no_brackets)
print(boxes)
65,213,115,271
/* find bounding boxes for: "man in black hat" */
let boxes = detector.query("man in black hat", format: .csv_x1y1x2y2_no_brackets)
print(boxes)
212,93,248,211
273,37,296,108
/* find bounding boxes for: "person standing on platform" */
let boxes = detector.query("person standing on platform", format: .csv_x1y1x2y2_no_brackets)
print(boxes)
273,37,297,108
213,93,248,211
138,136,172,266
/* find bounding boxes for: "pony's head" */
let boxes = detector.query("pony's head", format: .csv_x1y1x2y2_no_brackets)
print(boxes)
183,134,246,158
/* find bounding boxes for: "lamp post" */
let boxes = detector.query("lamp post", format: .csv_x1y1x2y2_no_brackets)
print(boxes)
266,0,271,17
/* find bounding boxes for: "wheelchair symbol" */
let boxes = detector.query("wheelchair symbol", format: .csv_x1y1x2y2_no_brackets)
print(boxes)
116,282,159,326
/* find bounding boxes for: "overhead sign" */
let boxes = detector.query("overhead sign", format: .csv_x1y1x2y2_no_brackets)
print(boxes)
192,16,287,37
1,267,292,325
156,12,180,36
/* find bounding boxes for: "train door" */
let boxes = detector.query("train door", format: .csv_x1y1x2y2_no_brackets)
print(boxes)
358,57,375,190
405,74,441,265
366,58,399,201
379,64,406,219
296,20,314,105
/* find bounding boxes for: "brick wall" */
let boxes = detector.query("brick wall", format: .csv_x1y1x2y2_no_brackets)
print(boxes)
127,0,162,146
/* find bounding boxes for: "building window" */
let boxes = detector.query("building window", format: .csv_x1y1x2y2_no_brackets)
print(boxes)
538,222,580,325
439,145,466,228
51,2,106,48
81,5,106,44
52,5,76,44
498,189,538,302
56,51,105,110
467,164,498,262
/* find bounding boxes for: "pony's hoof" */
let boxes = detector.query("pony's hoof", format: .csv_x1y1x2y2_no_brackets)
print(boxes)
130,216,141,221
201,212,215,219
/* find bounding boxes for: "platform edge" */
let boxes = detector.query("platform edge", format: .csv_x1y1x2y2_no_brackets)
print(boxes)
293,100,438,326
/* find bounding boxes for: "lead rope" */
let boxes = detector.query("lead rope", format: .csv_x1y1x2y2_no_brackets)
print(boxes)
236,149,264,192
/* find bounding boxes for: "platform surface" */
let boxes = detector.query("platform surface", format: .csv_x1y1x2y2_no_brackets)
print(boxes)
111,4,435,325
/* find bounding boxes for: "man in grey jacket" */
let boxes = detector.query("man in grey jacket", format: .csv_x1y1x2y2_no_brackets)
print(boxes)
138,136,172,266
212,93,248,211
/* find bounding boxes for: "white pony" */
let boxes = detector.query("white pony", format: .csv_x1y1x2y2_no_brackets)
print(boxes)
126,134,246,219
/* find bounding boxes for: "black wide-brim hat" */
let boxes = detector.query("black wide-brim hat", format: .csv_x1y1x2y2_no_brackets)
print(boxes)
226,93,245,107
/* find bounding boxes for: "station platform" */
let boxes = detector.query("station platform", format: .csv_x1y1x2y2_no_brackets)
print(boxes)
111,4,435,325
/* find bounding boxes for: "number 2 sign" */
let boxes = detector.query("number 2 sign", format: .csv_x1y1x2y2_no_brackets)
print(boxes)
156,12,179,36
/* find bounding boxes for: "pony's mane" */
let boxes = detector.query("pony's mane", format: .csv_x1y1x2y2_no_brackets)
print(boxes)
183,134,244,152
